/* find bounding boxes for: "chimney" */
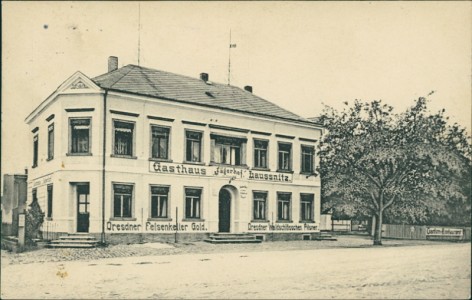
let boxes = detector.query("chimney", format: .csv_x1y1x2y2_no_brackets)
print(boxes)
200,73,209,82
108,56,118,72
244,85,253,93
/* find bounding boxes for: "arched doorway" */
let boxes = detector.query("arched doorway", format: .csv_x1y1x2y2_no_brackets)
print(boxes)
218,189,231,232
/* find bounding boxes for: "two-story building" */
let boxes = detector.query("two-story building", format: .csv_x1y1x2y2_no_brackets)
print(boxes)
24,57,324,244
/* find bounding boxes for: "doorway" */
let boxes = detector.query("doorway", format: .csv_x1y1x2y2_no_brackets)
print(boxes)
218,189,231,232
77,184,90,232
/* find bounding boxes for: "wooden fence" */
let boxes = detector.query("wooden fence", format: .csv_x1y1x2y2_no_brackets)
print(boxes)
382,224,471,241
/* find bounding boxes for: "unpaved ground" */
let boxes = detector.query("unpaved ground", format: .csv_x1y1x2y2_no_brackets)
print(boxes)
1,242,470,299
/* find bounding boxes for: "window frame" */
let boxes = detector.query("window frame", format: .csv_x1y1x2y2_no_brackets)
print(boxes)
277,142,292,172
277,192,292,222
112,183,135,220
252,191,268,221
47,123,54,161
184,130,203,163
68,117,92,155
112,119,136,158
150,125,171,161
149,185,171,220
300,193,315,222
253,139,269,170
301,145,315,174
184,187,203,220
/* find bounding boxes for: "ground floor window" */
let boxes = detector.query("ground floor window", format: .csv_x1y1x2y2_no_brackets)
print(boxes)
277,192,291,221
300,193,314,221
113,184,133,218
253,191,267,220
47,185,53,218
151,186,169,218
185,188,202,219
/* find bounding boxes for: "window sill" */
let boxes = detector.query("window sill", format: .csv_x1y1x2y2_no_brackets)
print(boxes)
300,172,316,176
251,167,270,171
301,220,315,223
251,219,270,223
46,157,54,162
147,218,172,222
276,220,293,223
46,217,53,221
183,161,205,165
149,158,173,163
276,170,294,174
109,217,137,221
209,162,249,169
67,152,92,156
182,218,205,222
32,164,38,169
111,154,137,159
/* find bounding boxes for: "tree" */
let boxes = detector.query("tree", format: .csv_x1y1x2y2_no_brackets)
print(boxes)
25,200,45,245
319,97,471,245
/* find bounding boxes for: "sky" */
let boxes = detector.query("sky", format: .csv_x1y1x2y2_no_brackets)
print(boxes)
2,1,471,179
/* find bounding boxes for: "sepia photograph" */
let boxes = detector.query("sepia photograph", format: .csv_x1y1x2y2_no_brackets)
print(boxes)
1,1,471,299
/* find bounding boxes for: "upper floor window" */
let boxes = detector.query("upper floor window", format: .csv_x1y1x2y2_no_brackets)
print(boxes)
211,135,247,166
277,192,291,221
114,120,135,157
113,183,133,218
150,185,169,218
301,145,315,174
253,139,268,169
185,188,202,219
151,126,170,160
300,193,314,222
278,142,292,171
33,135,39,167
253,191,267,221
47,124,54,160
70,118,91,154
185,131,202,163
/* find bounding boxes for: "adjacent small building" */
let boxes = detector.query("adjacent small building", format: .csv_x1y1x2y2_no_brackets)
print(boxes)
24,57,324,244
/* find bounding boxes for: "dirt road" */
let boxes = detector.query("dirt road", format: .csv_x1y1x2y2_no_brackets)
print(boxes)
1,243,470,299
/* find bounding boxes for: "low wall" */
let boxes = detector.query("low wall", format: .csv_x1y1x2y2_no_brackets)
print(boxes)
382,224,471,241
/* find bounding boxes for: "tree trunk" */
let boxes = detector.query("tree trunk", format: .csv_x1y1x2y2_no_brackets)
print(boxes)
373,210,383,245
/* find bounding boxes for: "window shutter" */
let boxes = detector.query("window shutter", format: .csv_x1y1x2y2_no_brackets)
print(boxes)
241,142,247,165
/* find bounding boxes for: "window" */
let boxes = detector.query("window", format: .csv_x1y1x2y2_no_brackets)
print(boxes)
185,131,202,162
33,135,38,167
278,143,292,171
47,185,53,218
150,186,169,218
211,135,246,166
253,191,267,220
300,193,314,222
32,188,38,203
114,120,135,156
47,124,54,160
301,145,315,174
277,192,291,221
185,188,202,219
113,184,133,218
151,126,170,159
253,139,268,169
70,118,91,154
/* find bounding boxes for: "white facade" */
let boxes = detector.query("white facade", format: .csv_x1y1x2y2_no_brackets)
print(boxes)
25,69,323,243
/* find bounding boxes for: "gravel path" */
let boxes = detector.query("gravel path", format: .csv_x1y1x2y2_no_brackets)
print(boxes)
1,235,452,266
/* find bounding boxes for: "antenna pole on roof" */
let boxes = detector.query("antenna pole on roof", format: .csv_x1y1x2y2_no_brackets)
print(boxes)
137,2,141,66
227,29,237,86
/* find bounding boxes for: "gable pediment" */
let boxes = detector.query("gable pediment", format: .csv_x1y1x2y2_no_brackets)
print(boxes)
57,71,101,94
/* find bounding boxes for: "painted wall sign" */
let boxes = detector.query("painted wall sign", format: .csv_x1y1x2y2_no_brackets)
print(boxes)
32,175,52,187
106,221,208,232
150,162,293,182
426,227,463,236
247,222,318,232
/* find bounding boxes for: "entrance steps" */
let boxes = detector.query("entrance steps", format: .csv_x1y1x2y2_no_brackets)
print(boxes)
204,233,262,244
48,233,98,248
312,232,337,241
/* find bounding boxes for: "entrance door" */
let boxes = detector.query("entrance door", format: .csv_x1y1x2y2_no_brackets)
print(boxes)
77,184,90,232
218,189,231,232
